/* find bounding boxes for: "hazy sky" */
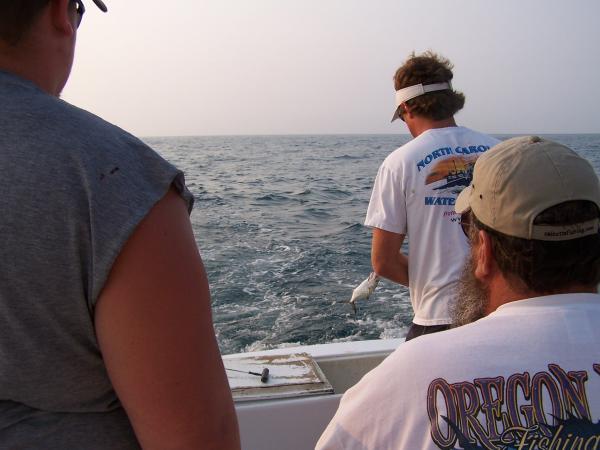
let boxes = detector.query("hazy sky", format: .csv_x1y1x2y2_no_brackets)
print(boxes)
62,0,600,137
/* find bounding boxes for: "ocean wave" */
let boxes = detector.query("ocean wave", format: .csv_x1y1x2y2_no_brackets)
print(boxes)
144,134,600,354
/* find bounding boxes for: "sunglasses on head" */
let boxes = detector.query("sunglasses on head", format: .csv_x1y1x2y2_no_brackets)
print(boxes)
71,0,85,27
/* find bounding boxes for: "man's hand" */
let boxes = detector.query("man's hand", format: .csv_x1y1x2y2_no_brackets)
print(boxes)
371,227,409,286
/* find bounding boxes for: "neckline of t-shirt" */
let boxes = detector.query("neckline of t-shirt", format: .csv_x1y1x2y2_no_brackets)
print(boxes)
0,70,43,94
492,292,600,315
421,125,467,137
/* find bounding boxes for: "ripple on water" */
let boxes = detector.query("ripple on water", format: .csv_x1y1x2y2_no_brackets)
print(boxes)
143,134,600,354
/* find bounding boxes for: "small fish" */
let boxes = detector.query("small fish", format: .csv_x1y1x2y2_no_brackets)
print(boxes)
349,272,380,315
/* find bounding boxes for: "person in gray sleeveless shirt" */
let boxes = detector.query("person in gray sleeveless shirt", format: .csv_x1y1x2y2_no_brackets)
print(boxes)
0,1,240,449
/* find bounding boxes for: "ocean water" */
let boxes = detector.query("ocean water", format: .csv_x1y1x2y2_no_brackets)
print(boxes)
145,134,600,355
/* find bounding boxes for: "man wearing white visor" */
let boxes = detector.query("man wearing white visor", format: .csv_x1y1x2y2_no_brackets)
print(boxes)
318,136,600,450
364,51,499,340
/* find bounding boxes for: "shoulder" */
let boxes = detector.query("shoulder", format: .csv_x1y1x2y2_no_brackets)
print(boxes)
381,134,431,169
8,82,158,163
319,329,473,449
36,96,182,192
381,328,461,368
454,126,501,145
366,319,501,385
0,82,175,193
54,98,152,155
0,73,146,153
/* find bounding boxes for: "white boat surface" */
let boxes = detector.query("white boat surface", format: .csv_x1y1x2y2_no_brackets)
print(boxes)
224,338,404,450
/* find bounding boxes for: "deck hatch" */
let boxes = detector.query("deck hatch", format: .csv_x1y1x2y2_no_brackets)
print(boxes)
223,352,334,402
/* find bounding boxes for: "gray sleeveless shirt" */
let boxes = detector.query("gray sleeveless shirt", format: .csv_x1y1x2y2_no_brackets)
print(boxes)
0,70,194,448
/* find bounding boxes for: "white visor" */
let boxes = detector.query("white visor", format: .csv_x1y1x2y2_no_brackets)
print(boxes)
391,81,452,122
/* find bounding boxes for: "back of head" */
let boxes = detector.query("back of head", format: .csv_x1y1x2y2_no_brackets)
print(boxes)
456,136,600,294
393,51,465,121
0,0,48,46
478,200,599,294
1,0,107,96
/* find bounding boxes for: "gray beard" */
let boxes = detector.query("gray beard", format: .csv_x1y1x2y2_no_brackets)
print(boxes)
451,257,490,328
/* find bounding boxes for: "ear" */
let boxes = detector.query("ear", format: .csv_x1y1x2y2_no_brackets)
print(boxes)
48,0,76,36
473,229,495,282
402,103,414,120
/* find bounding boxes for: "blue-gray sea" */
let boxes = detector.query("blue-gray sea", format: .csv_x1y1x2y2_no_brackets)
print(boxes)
145,134,600,355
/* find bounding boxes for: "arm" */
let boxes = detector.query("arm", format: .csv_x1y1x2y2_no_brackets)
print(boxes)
371,227,409,286
94,188,240,450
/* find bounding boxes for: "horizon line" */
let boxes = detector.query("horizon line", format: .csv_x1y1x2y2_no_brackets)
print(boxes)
140,131,600,139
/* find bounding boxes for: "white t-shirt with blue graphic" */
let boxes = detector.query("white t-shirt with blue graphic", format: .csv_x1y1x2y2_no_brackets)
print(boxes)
365,126,500,325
